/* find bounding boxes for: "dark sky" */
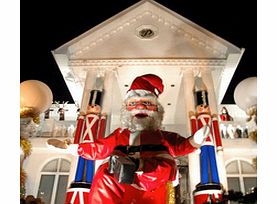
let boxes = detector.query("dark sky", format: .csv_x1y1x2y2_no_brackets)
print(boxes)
20,0,257,104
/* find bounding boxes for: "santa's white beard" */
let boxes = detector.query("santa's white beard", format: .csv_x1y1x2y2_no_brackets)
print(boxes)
120,106,164,132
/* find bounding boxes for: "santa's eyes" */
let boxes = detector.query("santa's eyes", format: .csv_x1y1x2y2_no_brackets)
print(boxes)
142,102,152,106
127,101,155,107
128,102,136,106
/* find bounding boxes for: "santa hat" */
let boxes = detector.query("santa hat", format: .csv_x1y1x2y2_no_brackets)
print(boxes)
125,74,164,99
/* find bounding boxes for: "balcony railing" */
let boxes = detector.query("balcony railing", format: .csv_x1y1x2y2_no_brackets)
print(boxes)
219,121,249,139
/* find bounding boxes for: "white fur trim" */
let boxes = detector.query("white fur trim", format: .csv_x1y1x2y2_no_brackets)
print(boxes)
194,189,222,196
129,131,141,146
125,89,157,100
67,188,90,193
189,136,201,148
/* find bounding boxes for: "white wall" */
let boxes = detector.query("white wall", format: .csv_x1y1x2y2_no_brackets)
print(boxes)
23,138,74,196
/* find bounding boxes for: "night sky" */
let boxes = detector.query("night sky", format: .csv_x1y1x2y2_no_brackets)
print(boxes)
20,0,257,104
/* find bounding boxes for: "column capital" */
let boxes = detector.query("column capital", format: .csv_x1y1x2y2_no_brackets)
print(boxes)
199,67,211,74
180,67,194,75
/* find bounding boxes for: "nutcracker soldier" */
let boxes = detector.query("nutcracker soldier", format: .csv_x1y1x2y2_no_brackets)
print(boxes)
189,76,224,203
74,90,106,182
65,89,107,204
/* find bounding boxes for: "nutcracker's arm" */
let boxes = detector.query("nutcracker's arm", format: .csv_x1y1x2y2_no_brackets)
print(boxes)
212,114,223,151
97,114,107,139
189,111,198,135
73,114,85,144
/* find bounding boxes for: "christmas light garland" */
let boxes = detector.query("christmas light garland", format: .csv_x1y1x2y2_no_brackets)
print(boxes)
20,137,32,198
20,137,32,158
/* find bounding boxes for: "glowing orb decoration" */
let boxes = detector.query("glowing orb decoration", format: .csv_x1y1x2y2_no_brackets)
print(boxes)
234,77,257,111
20,80,53,115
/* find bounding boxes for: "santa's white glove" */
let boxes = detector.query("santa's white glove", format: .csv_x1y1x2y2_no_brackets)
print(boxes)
66,144,79,156
189,125,210,148
46,139,78,156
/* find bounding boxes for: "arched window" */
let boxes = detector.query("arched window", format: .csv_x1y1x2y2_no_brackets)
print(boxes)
37,158,71,204
226,159,257,194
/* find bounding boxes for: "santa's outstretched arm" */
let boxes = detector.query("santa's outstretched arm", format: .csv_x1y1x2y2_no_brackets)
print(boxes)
66,128,120,160
163,125,210,157
78,128,120,160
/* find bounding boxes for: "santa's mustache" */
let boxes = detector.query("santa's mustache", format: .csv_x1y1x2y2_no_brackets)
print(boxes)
129,109,156,117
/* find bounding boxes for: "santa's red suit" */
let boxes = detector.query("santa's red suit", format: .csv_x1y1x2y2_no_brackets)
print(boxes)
77,127,198,204
66,74,208,204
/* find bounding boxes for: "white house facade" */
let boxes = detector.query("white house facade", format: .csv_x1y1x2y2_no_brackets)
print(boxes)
21,1,256,203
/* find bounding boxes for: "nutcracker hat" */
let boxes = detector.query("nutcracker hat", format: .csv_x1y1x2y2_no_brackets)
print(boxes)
125,74,164,99
88,90,102,106
88,76,104,106
194,76,209,106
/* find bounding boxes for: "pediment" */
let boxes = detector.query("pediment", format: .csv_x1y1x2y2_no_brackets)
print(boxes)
52,0,244,114
54,0,241,60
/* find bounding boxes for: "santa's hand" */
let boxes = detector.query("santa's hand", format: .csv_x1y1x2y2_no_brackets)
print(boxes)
47,139,68,149
217,146,223,153
66,144,79,156
189,111,195,118
47,139,78,155
189,125,210,148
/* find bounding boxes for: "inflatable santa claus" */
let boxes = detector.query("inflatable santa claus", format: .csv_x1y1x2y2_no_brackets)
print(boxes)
59,74,210,204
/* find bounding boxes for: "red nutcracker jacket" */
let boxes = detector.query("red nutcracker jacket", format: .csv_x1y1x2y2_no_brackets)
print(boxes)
74,114,106,144
190,113,222,150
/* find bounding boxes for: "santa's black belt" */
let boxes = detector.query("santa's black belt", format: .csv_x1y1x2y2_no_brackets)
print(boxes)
114,145,168,154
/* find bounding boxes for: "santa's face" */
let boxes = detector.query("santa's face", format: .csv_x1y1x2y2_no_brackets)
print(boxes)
121,97,164,131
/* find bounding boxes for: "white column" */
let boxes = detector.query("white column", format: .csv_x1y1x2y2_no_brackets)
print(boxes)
101,70,116,135
79,70,98,114
200,68,217,114
94,69,117,172
200,68,228,190
181,68,195,133
67,155,79,187
181,68,200,202
216,152,227,190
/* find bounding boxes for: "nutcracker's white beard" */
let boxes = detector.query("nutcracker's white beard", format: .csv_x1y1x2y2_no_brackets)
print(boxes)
120,103,164,132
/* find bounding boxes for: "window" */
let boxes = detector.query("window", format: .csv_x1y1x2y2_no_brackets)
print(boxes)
37,158,71,204
226,159,257,194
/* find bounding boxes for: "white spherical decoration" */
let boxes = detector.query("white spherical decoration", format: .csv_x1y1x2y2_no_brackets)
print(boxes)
234,77,257,111
20,80,53,114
